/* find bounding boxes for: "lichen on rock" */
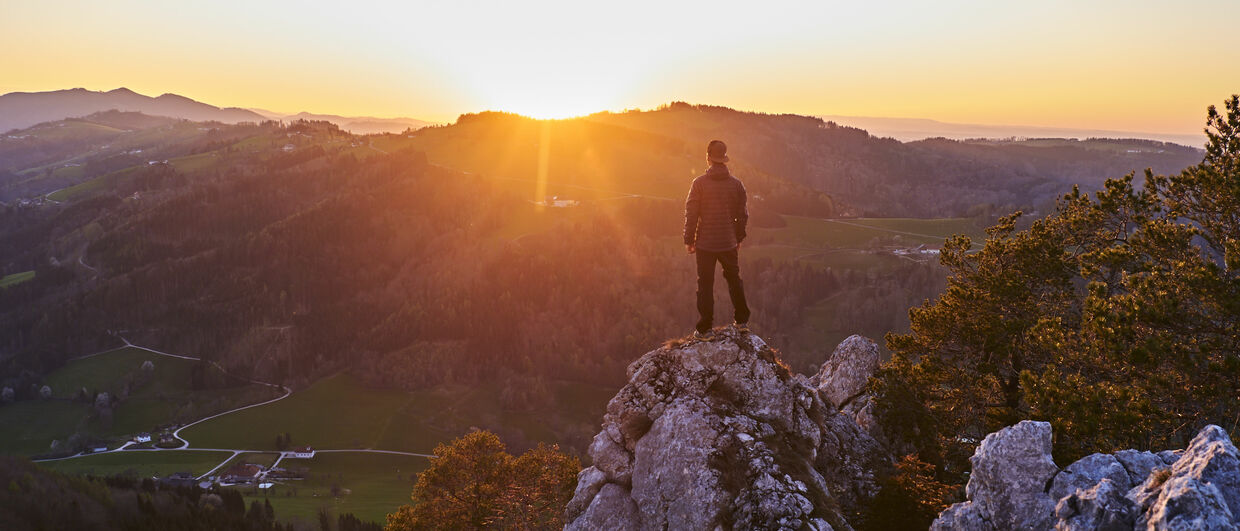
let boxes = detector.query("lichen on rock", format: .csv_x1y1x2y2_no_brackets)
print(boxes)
564,329,888,530
930,422,1240,531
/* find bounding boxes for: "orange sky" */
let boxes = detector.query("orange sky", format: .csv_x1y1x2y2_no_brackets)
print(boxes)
2,0,1235,132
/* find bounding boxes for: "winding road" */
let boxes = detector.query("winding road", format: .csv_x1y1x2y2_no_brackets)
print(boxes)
33,340,432,480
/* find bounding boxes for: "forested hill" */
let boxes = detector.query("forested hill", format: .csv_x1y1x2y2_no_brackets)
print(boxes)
0,104,1207,419
0,117,858,398
583,103,1203,217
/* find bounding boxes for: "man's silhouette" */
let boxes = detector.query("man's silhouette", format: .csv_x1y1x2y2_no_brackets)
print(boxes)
684,140,751,339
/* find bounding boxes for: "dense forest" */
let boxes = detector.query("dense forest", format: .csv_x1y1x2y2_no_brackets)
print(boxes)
586,103,1202,217
0,143,858,393
0,103,1205,418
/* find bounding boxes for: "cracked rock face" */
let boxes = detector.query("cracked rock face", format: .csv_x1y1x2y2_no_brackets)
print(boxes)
932,421,1059,531
1054,478,1136,531
564,330,887,531
811,335,880,410
932,422,1240,531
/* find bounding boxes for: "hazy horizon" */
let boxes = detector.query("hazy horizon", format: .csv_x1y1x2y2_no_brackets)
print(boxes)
3,0,1236,134
0,85,1210,146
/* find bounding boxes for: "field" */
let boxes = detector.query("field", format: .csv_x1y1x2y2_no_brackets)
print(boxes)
179,374,411,451
46,166,139,202
39,449,232,478
0,347,280,455
0,270,35,288
756,215,983,250
235,452,428,526
0,400,95,455
218,451,282,470
180,372,613,455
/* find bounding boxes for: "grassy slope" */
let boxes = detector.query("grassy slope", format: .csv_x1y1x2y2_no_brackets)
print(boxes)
39,449,232,478
179,374,410,451
181,372,614,454
757,215,982,249
0,400,93,454
0,270,35,288
238,452,427,526
0,347,279,455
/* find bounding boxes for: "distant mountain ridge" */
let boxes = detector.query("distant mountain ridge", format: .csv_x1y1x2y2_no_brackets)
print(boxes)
0,88,267,132
821,114,1204,147
248,108,435,134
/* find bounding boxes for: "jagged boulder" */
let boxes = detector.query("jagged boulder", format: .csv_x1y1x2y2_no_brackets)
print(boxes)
932,421,1059,531
1054,478,1136,531
564,329,888,531
932,423,1240,531
1113,450,1167,487
1049,453,1132,502
811,335,880,409
1131,425,1240,530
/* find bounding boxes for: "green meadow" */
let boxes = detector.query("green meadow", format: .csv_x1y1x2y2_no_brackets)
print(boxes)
180,372,612,455
39,449,232,478
0,347,278,455
235,452,428,526
0,270,35,288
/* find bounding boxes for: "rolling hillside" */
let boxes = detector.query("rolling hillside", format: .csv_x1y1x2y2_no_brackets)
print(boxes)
0,103,1211,467
0,87,266,133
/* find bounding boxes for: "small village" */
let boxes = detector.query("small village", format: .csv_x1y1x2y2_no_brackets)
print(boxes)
149,444,316,491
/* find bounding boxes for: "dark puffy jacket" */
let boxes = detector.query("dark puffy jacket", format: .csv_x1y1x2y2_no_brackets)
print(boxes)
683,163,748,252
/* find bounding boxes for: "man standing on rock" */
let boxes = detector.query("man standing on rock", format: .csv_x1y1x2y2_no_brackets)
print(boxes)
684,140,751,339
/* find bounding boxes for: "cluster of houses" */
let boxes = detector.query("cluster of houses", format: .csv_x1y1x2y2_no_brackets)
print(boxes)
215,446,314,488
14,197,53,207
537,195,580,208
131,433,318,490
890,244,942,259
130,431,178,446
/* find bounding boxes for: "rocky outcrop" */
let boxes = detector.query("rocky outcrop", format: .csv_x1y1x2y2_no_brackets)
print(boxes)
931,422,1240,531
564,329,889,531
812,335,880,409
932,421,1059,531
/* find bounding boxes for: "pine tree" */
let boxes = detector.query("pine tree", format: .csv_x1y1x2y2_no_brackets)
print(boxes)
875,95,1240,484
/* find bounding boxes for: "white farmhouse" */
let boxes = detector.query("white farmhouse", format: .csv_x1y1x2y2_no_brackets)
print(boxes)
288,445,315,458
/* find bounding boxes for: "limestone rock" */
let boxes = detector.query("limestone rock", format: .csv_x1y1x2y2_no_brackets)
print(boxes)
565,483,639,531
1138,476,1236,530
1113,449,1166,487
565,466,607,522
1049,453,1132,502
931,502,993,531
1132,425,1240,530
588,431,632,485
564,330,886,531
811,335,880,409
1053,478,1136,531
930,420,1059,531
934,423,1240,531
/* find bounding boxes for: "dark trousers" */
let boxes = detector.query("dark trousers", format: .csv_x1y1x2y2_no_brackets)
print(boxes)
695,248,751,333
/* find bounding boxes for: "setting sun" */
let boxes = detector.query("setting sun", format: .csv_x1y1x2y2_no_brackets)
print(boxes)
472,77,625,120
5,0,1240,529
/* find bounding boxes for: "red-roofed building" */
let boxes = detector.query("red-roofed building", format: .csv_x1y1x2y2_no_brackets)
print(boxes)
221,463,263,484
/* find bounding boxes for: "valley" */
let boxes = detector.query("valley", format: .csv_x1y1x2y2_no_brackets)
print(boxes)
0,102,1209,527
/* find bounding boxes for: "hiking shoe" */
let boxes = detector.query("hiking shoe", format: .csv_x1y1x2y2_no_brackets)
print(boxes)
734,322,750,333
693,329,714,341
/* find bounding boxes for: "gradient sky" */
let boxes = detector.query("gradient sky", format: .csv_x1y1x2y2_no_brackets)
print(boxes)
2,0,1235,132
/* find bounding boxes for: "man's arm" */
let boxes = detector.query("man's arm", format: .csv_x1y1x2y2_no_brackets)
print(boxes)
734,180,749,244
684,179,701,249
